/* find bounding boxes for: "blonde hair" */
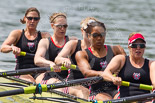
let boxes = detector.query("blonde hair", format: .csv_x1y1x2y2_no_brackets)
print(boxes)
20,7,40,24
80,17,98,29
128,32,142,40
49,13,67,23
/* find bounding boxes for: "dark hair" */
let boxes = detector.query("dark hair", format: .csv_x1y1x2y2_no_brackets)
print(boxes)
20,7,40,24
85,21,106,34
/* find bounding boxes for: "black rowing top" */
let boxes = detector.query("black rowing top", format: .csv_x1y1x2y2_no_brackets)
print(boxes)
15,29,41,69
68,40,85,80
118,56,151,97
44,36,69,80
85,45,117,95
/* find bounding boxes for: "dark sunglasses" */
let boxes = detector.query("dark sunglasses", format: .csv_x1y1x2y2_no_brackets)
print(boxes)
54,24,68,28
26,17,40,21
129,43,146,48
91,33,106,38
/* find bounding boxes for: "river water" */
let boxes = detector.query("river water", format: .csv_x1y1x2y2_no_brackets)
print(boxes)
0,0,155,70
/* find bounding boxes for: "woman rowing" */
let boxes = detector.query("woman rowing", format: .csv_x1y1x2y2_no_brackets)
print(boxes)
55,17,98,99
34,12,75,84
55,17,98,80
0,7,50,82
75,21,126,101
102,32,155,102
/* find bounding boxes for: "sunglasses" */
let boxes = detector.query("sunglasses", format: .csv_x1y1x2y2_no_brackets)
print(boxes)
129,43,146,48
26,17,40,21
90,33,106,38
54,24,68,29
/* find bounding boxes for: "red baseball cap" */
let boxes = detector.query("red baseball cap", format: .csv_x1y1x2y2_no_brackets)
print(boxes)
128,33,146,45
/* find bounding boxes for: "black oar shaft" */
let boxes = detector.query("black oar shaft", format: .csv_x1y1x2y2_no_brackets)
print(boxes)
0,67,50,76
103,93,155,103
30,97,79,103
4,76,34,85
0,88,24,97
49,76,103,89
0,83,27,88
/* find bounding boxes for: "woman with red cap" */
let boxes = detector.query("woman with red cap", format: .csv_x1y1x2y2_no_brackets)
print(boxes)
102,32,155,100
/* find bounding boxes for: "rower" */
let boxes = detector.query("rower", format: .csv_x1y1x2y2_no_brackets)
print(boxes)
55,17,98,99
34,12,91,97
0,7,50,82
75,21,126,101
102,32,155,102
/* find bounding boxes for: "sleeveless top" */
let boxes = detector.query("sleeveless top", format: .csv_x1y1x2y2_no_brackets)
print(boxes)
118,56,151,97
70,40,82,65
15,29,42,69
85,45,117,91
68,40,85,80
48,36,69,79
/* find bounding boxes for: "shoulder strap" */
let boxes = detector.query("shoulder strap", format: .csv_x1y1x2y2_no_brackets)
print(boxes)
106,45,114,63
75,40,82,51
38,31,42,39
15,29,25,46
65,36,69,42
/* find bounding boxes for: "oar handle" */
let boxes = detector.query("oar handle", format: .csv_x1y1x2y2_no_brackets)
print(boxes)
20,51,35,57
50,64,77,71
121,81,153,91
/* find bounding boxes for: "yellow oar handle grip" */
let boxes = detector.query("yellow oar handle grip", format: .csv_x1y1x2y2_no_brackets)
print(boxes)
139,84,153,90
50,64,76,71
70,64,76,69
121,81,130,87
121,81,153,91
62,64,76,69
20,51,26,56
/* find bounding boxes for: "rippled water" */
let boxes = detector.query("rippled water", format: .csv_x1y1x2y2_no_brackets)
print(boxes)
0,0,155,71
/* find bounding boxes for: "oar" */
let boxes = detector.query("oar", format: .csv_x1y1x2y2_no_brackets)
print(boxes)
20,51,35,57
3,76,35,85
0,83,27,88
30,92,155,103
102,92,155,103
0,64,76,77
0,76,103,97
49,89,91,103
30,97,81,103
121,81,153,91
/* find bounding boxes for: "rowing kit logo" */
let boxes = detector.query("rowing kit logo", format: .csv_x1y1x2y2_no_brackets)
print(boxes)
27,42,35,48
100,61,107,69
133,72,141,80
27,42,36,52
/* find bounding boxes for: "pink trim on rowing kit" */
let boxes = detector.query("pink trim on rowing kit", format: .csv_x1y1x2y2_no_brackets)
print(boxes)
117,86,120,99
88,47,93,53
104,45,107,51
151,89,155,103
41,80,48,84
62,70,70,94
88,45,107,54
50,36,66,48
